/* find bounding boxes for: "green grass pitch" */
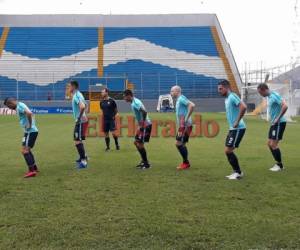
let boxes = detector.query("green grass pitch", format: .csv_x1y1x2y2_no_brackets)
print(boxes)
0,113,299,249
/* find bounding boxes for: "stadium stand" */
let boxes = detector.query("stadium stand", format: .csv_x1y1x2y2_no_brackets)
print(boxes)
0,14,241,111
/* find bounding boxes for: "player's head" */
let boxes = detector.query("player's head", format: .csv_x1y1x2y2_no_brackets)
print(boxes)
170,85,181,98
218,80,231,97
4,97,17,109
101,88,109,98
69,80,79,93
123,89,134,102
257,83,270,97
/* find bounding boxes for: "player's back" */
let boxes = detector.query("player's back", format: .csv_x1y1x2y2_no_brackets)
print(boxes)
225,92,246,130
268,91,286,123
72,90,87,121
131,97,151,124
176,95,192,125
17,102,38,132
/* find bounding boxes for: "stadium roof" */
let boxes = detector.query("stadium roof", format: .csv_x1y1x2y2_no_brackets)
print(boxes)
0,14,218,27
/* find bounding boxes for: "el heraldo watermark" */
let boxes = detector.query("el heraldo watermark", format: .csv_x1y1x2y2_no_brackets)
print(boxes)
86,114,220,138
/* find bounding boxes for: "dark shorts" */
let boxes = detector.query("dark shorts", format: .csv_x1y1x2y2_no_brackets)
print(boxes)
135,124,152,144
102,118,116,133
22,132,38,148
74,122,88,141
176,126,193,143
225,129,246,148
269,122,286,141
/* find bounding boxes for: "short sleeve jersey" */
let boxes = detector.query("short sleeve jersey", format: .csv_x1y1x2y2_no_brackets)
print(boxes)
16,102,38,133
225,92,246,130
100,97,117,120
72,90,87,121
131,97,151,124
268,91,286,124
176,95,192,127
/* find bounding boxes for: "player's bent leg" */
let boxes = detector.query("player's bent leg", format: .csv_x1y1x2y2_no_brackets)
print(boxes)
176,141,190,170
268,139,284,171
134,141,150,169
21,146,37,178
225,147,243,180
74,140,88,169
28,151,39,172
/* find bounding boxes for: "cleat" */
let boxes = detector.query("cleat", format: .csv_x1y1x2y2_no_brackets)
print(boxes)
136,161,144,168
77,158,88,169
226,172,243,180
105,147,110,152
140,162,151,170
270,164,284,172
24,171,36,178
78,162,88,169
177,162,190,170
226,173,235,178
76,156,88,164
116,145,120,150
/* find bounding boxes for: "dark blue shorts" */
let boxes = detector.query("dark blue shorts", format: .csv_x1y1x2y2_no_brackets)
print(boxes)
225,129,246,148
74,122,88,141
22,132,38,148
102,119,116,133
176,126,193,143
269,122,286,141
135,124,152,144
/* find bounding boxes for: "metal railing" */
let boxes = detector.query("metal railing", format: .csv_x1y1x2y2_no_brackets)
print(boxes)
0,72,230,101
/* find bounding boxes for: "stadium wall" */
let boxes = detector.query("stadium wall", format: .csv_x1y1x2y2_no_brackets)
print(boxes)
21,98,225,113
0,14,240,108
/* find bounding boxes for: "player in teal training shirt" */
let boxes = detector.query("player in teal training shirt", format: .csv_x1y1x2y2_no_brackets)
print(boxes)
170,85,195,170
4,98,39,178
218,80,247,180
257,83,288,172
123,89,152,170
70,80,89,169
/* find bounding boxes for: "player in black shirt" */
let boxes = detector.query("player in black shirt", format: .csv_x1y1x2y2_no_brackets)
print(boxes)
100,88,120,151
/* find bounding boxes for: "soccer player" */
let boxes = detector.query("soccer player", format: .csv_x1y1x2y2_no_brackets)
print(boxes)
257,83,288,172
70,80,89,169
4,98,39,178
170,86,195,170
123,89,152,169
100,88,120,151
218,80,247,180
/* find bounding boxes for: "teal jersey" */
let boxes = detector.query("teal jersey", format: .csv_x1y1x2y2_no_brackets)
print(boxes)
225,92,246,130
72,90,87,121
268,91,287,124
16,102,38,133
131,97,151,124
176,95,192,126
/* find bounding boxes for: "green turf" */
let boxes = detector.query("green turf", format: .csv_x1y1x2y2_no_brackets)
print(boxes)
0,113,299,249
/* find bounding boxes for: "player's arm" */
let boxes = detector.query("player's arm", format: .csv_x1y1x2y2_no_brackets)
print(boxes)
139,107,148,127
233,101,247,128
185,101,195,124
273,99,288,124
24,108,33,130
76,101,86,124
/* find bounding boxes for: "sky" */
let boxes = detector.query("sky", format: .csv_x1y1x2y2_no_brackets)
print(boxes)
0,0,299,72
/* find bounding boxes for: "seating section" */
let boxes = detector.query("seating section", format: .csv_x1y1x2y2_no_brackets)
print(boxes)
0,27,229,100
